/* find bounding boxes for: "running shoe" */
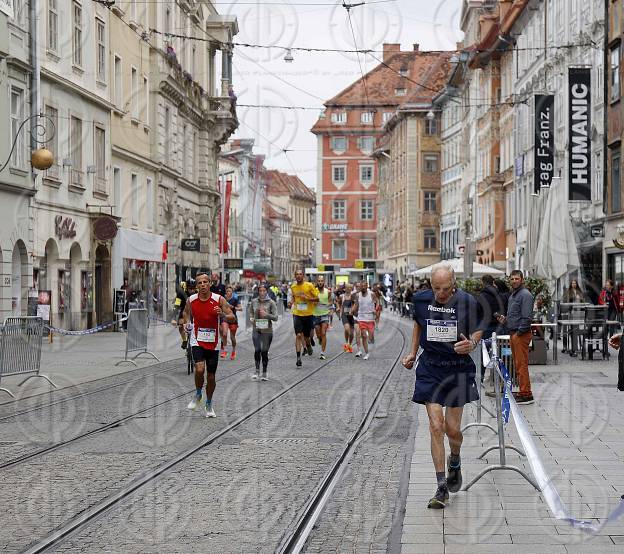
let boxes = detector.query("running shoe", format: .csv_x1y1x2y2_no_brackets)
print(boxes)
427,485,449,509
261,373,268,381
181,340,188,350
363,353,369,360
355,351,362,358
251,372,259,381
204,404,216,418
296,357,302,367
307,344,313,356
187,394,202,410
343,343,349,352
447,457,462,492
230,351,237,361
347,344,353,353
220,350,228,359
320,352,326,360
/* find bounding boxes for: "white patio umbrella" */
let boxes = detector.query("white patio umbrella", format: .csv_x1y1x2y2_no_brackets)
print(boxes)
411,258,505,278
534,181,580,280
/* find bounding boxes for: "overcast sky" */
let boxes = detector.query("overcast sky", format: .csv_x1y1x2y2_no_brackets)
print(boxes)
221,0,464,189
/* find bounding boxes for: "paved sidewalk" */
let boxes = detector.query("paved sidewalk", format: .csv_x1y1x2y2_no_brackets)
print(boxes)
392,311,624,553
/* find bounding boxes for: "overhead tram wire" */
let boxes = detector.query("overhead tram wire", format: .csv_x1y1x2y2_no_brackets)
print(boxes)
343,1,372,109
147,28,598,56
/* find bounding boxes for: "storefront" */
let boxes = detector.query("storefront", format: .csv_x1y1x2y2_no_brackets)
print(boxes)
113,229,167,320
33,210,91,331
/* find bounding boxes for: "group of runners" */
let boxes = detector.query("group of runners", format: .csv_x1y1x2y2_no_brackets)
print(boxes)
173,269,383,417
175,263,482,514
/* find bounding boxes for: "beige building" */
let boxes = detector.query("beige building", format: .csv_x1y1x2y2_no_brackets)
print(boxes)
375,49,452,280
266,170,315,276
0,0,238,329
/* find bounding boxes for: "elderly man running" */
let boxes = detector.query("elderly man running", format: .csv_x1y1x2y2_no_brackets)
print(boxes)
402,264,484,509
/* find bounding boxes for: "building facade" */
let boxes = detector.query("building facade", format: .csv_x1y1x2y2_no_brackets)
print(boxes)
0,1,33,321
266,169,315,276
374,48,451,280
606,0,624,287
0,0,238,328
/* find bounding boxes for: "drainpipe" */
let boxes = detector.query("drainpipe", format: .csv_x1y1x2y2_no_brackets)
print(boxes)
30,0,40,155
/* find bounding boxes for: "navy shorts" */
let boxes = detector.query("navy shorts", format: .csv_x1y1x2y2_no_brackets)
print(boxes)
412,357,478,407
293,315,314,337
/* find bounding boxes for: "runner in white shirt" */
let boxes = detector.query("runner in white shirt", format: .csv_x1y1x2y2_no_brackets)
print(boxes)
352,281,378,360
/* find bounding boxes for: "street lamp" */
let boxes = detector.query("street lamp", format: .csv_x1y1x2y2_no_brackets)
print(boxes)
0,113,56,173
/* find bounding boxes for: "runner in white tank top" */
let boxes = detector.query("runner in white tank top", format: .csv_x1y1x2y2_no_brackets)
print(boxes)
352,281,378,359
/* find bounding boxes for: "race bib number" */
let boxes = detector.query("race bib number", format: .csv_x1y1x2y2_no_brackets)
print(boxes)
256,319,269,330
426,320,457,342
197,328,216,343
174,298,181,307
296,303,308,311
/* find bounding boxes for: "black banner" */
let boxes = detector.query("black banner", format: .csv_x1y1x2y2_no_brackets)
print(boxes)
181,238,200,251
223,258,243,270
534,94,554,194
568,67,591,201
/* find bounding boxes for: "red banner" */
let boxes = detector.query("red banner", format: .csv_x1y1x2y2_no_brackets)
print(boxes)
219,179,232,254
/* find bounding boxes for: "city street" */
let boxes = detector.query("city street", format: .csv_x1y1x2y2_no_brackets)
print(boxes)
1,313,624,552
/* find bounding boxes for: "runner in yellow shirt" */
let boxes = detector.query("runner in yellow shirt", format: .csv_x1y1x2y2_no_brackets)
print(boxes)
288,269,319,367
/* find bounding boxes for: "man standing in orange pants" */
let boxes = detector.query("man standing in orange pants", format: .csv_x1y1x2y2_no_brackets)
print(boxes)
497,270,534,405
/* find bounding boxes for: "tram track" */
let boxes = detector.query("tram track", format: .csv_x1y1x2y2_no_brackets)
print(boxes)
17,321,409,554
0,328,295,470
0,315,269,419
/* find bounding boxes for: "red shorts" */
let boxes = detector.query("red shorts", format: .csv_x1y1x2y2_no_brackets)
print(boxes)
357,320,375,333
221,321,238,333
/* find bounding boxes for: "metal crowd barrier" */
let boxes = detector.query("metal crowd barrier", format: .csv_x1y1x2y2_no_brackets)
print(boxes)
115,309,160,367
0,317,56,398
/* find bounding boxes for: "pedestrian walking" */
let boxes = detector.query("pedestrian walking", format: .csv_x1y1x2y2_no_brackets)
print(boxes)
183,273,236,418
402,263,484,509
288,269,319,367
249,284,279,381
313,275,333,359
497,270,534,405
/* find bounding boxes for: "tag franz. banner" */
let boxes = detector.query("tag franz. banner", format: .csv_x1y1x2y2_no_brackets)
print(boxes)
534,94,555,194
568,67,592,202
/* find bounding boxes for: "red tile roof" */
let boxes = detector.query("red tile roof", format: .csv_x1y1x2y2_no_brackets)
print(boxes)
266,169,315,202
311,49,452,134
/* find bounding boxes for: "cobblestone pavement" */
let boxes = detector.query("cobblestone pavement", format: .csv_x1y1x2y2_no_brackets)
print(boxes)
0,316,410,552
389,313,624,554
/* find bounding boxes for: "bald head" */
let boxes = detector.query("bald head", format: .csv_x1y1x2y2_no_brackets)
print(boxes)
430,263,456,304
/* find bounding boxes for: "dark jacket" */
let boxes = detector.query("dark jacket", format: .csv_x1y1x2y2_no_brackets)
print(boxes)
506,286,534,335
478,285,506,332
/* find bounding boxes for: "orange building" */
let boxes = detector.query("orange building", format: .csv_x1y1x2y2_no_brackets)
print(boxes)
312,44,451,276
311,44,421,271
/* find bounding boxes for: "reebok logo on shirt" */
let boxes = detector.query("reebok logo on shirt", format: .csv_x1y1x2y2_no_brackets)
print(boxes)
428,305,456,314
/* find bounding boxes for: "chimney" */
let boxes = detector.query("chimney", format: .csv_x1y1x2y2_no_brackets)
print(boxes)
413,43,419,52
383,43,401,62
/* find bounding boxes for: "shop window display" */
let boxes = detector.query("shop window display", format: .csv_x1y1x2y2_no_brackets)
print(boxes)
123,259,164,318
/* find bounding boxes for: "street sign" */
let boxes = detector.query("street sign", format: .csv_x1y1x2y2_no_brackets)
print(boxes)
223,258,243,270
181,238,200,251
591,224,604,238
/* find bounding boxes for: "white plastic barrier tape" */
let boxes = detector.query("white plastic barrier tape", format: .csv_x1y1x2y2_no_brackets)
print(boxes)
481,341,624,533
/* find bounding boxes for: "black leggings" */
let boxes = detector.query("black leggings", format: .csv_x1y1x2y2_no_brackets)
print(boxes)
253,330,273,370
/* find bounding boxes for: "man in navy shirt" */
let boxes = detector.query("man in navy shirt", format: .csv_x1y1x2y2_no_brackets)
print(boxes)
402,264,484,509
